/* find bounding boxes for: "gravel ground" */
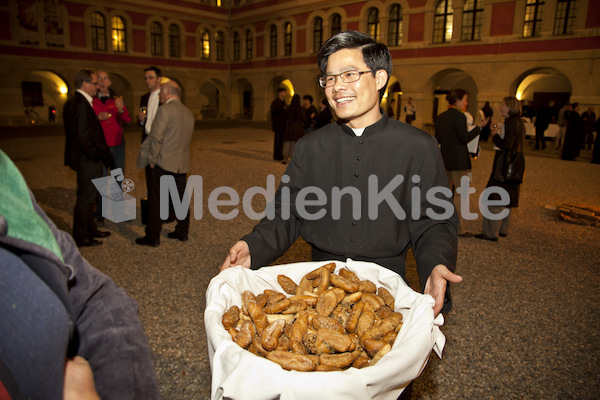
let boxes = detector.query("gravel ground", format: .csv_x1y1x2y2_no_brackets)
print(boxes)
1,124,599,400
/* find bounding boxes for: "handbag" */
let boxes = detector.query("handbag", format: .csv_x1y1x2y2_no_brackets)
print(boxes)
493,150,525,183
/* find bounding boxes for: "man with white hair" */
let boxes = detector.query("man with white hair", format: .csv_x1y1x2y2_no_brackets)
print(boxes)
136,80,195,246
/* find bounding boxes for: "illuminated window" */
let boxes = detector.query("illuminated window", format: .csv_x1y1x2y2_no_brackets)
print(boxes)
270,25,277,57
216,31,224,61
461,0,483,41
367,8,380,40
91,12,106,51
331,14,341,37
151,21,163,56
233,31,240,61
201,29,211,59
523,0,544,37
433,0,453,43
313,17,323,53
246,30,252,59
388,4,402,46
169,24,180,57
111,16,127,52
553,0,576,35
284,22,292,56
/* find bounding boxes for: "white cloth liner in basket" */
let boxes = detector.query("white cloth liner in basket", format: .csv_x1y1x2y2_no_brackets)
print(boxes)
205,259,445,400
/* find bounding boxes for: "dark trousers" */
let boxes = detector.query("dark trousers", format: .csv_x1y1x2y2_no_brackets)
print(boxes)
535,126,547,149
74,156,103,241
273,129,284,160
145,165,190,243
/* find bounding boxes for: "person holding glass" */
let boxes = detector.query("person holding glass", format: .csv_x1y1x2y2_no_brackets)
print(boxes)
475,97,525,241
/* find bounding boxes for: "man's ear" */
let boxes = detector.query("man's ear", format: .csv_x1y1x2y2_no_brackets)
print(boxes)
375,70,388,91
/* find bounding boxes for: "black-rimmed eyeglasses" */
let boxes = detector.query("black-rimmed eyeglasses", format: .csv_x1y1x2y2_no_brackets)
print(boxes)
318,70,374,88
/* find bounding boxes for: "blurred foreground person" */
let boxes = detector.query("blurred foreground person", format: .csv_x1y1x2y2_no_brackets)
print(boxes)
0,150,159,400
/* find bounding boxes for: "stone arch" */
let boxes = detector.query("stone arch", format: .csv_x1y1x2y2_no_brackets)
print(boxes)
20,70,69,124
511,67,572,110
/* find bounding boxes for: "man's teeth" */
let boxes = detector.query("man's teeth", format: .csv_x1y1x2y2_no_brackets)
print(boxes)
336,97,355,104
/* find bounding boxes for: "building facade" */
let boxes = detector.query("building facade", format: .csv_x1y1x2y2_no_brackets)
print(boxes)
1,0,599,128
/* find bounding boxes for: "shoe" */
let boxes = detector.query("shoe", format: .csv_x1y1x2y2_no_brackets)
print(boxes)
75,238,102,247
167,231,188,242
499,233,507,238
458,232,474,238
135,236,159,247
475,234,498,242
91,230,111,238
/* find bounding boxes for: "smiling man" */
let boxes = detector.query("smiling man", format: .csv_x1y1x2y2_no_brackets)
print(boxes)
221,31,461,322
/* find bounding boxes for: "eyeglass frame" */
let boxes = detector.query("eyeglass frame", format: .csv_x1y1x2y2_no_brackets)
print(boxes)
318,70,374,88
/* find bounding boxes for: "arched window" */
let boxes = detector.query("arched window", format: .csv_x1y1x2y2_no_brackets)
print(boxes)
111,16,127,52
151,21,163,56
246,30,253,59
216,31,224,61
331,13,341,37
169,24,181,57
461,0,483,41
433,0,453,43
269,25,277,57
367,8,380,40
201,29,211,59
91,12,106,51
553,0,576,35
313,17,323,53
233,31,240,61
523,0,544,37
388,4,402,46
284,22,292,56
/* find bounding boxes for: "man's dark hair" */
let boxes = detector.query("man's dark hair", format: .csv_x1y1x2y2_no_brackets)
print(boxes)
74,69,95,89
144,66,162,78
317,30,392,99
446,89,469,105
303,94,313,103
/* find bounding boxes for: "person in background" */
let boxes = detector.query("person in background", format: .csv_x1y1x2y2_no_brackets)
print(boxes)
479,101,493,142
591,117,600,164
138,66,162,143
136,81,195,247
554,103,571,150
403,97,416,125
93,70,131,172
314,97,333,129
534,100,555,150
435,88,489,237
270,87,287,161
281,94,304,164
581,106,596,151
561,103,583,161
0,149,160,400
92,70,131,225
302,94,318,135
137,66,162,220
475,97,525,241
387,98,396,119
63,68,113,247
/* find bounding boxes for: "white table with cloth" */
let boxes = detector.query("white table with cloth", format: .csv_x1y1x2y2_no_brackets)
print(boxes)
204,259,446,400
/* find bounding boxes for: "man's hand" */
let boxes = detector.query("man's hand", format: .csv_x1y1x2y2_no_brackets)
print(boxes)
478,116,490,129
63,356,100,400
424,264,463,317
220,240,251,271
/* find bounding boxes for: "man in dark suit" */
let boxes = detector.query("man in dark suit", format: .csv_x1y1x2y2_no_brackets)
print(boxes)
63,69,114,247
137,66,162,143
136,81,195,247
271,87,286,161
137,66,162,223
